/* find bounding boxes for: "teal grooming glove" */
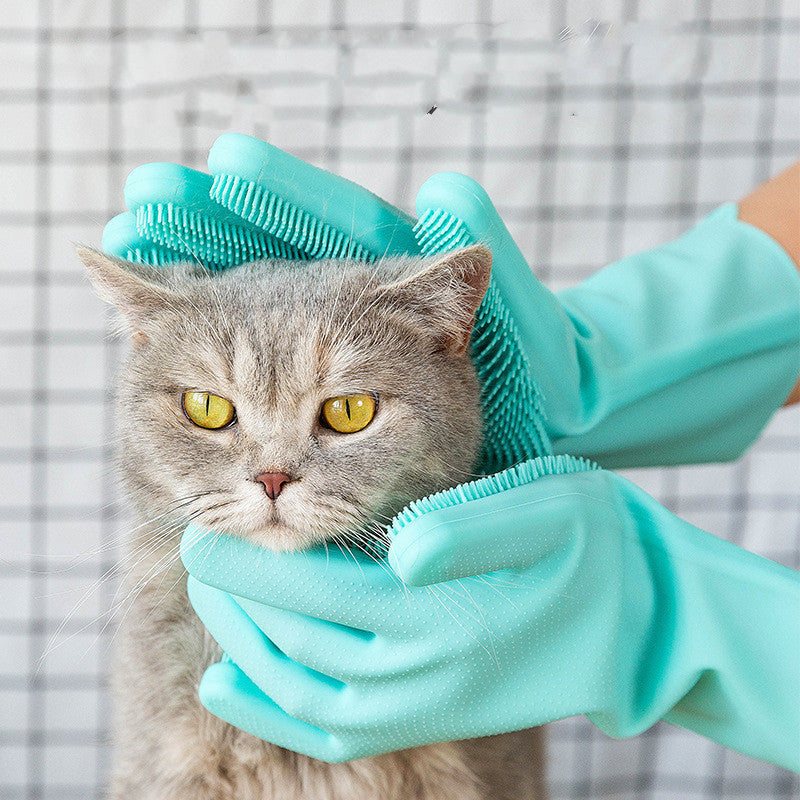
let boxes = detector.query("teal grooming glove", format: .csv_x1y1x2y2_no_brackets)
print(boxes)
102,210,188,266
103,135,420,268
121,162,307,265
181,457,800,768
207,133,421,261
414,174,800,467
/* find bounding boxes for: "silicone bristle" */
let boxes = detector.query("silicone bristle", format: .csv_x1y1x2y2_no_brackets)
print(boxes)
413,208,550,473
390,455,597,535
103,211,188,267
124,245,187,266
134,203,306,269
210,174,375,262
414,207,474,255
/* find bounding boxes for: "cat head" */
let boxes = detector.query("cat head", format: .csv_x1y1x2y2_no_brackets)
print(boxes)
78,245,491,552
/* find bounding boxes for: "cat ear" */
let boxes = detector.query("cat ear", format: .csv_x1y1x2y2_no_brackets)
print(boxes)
76,246,178,344
378,244,492,356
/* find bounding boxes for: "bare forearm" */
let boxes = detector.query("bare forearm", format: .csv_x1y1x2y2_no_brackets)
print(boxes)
738,162,800,405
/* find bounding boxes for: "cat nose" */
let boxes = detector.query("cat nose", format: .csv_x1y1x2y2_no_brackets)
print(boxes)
255,471,292,500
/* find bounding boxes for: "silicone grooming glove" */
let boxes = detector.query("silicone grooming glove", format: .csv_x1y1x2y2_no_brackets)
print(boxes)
413,173,800,468
181,455,800,769
102,135,420,268
206,133,421,261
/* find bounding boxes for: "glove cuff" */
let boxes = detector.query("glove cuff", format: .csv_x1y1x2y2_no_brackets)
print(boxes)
553,202,800,466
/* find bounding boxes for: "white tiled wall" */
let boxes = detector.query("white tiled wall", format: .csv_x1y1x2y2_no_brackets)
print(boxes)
0,2,797,799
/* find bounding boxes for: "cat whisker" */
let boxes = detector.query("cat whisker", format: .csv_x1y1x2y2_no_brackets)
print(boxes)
424,583,501,669
319,259,355,349
466,574,525,609
133,528,223,638
36,490,232,670
326,521,412,596
319,257,384,351
97,537,188,657
83,538,184,650
68,491,225,564
93,500,224,655
327,533,362,573
186,499,237,530
433,457,489,481
35,518,187,674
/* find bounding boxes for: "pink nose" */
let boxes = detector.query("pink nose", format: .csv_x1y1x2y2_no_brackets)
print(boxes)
255,472,292,500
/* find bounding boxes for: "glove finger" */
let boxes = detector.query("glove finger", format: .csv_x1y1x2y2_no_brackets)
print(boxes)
414,171,581,437
199,660,350,763
207,133,419,260
123,162,305,266
235,597,378,682
181,527,406,630
102,212,187,266
188,577,345,727
389,468,609,586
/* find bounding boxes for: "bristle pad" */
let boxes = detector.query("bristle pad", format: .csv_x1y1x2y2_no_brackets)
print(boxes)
124,246,186,266
134,203,305,267
211,173,375,262
413,208,551,473
390,455,597,535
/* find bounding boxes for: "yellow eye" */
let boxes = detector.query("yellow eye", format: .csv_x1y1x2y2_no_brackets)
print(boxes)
321,394,377,433
182,391,236,430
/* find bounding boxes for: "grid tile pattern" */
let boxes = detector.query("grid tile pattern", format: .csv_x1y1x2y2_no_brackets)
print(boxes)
1,2,798,798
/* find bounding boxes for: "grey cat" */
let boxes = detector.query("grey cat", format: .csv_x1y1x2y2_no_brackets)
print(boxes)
78,244,545,800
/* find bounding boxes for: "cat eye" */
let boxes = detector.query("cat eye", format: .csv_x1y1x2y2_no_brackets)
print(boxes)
182,391,236,430
320,393,377,434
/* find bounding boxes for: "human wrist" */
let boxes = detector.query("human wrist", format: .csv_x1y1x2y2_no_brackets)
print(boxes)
738,162,800,404
738,162,800,270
